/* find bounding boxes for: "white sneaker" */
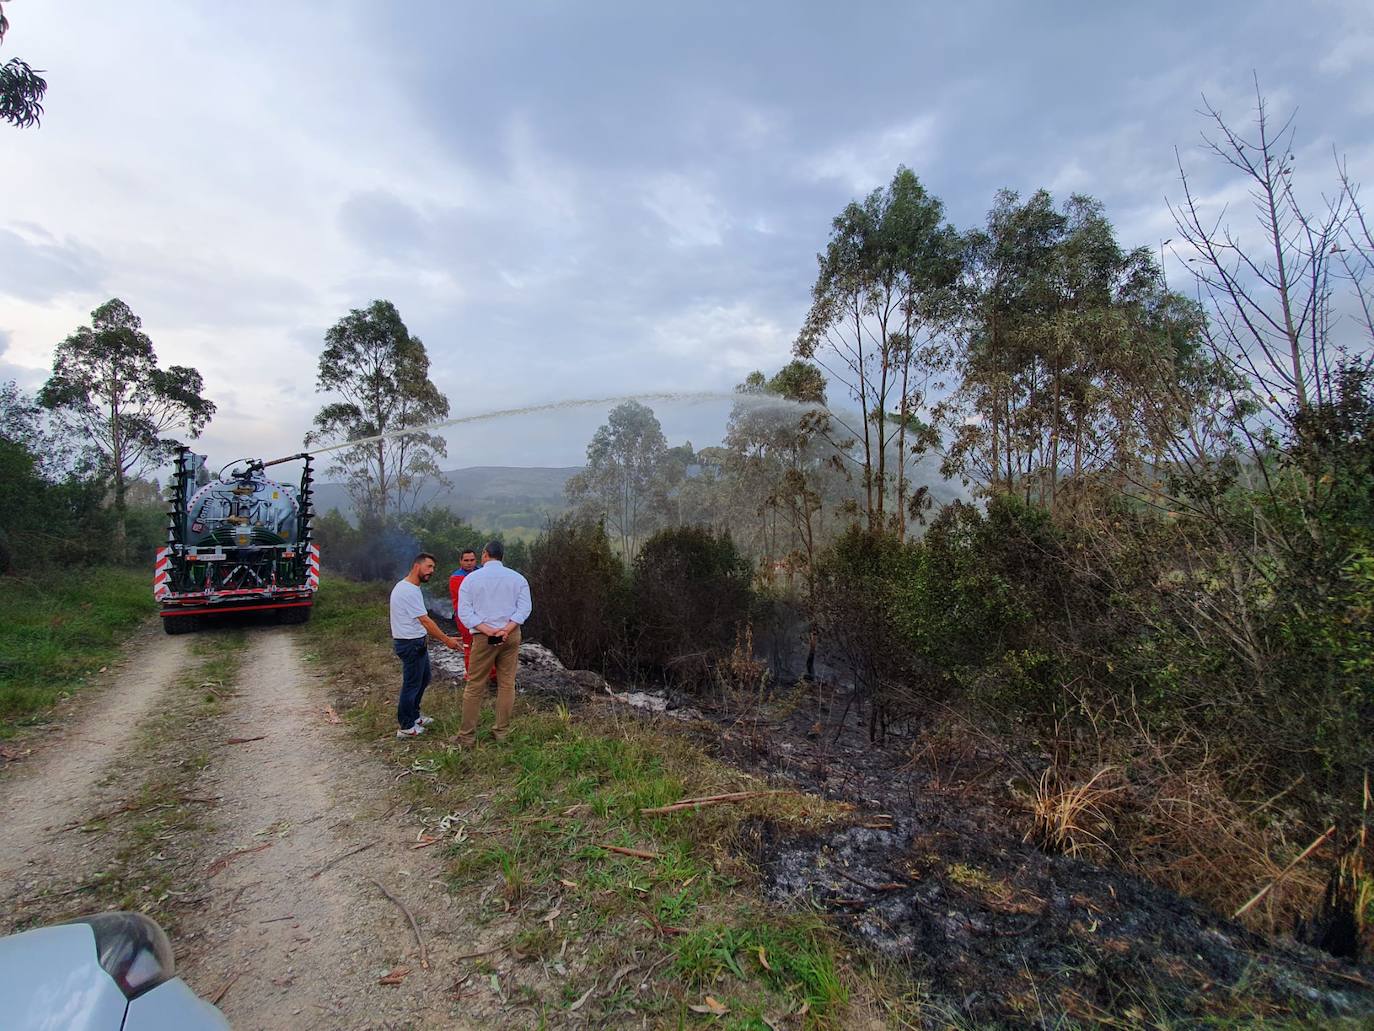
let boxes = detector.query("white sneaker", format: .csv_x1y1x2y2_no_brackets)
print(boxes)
415,715,435,727
396,724,426,738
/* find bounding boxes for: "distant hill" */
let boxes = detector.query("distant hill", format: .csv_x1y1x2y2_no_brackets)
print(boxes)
312,466,580,534
312,457,967,537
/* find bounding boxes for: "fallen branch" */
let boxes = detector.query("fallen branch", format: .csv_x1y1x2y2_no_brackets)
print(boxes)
49,882,99,897
225,736,266,745
309,840,377,879
1233,824,1337,920
833,868,901,893
209,971,243,1006
453,944,505,962
639,790,786,816
372,879,428,970
207,842,272,878
639,951,675,987
601,844,660,861
58,802,138,832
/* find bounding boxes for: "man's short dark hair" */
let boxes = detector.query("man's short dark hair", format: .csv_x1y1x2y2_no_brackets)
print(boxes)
460,547,478,559
413,552,437,567
484,539,504,561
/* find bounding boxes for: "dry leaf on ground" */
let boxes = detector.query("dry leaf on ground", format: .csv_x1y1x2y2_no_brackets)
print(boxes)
689,996,730,1015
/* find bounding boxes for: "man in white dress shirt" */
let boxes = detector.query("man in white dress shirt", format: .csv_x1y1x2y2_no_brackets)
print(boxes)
454,539,532,747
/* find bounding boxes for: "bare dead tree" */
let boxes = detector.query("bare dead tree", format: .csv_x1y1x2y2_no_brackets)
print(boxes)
1170,78,1362,431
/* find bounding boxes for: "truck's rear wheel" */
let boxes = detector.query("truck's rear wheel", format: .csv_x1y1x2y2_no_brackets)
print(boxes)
163,614,199,635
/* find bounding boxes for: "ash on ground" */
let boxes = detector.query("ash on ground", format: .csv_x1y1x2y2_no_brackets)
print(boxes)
416,606,1372,1025
426,610,702,718
715,689,1374,1027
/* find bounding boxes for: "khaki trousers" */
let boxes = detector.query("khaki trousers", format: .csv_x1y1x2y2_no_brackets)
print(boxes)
457,626,520,745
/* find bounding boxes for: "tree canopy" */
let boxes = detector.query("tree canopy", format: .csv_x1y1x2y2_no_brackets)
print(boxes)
565,400,671,561
39,298,215,561
307,300,450,521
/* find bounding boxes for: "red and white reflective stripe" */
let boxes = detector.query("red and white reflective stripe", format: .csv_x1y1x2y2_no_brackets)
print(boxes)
307,543,320,591
153,547,171,600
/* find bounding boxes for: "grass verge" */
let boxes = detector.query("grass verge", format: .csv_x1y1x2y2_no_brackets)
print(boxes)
0,567,155,736
304,579,888,1029
12,630,245,935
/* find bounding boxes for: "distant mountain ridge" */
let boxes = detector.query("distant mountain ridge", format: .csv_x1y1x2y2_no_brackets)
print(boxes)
312,466,580,534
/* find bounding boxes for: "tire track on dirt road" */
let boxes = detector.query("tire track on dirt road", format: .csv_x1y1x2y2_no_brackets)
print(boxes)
0,625,193,903
178,627,493,1030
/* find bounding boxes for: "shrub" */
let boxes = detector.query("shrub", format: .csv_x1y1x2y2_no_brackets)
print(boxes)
526,516,628,672
629,526,753,693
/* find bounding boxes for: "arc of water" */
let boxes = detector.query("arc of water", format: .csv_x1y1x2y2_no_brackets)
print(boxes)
305,390,826,457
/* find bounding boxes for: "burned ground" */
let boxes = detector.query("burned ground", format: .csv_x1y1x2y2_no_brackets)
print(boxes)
681,685,1374,1027
435,617,1374,1025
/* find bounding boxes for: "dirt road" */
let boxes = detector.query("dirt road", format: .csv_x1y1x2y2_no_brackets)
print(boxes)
0,626,191,900
0,623,502,1030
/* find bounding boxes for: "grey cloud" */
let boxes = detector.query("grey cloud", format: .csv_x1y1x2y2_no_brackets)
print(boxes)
15,0,1374,471
337,190,434,258
0,337,46,393
126,258,319,333
0,228,106,303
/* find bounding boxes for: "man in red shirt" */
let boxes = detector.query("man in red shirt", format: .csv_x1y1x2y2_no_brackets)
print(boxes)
448,548,479,670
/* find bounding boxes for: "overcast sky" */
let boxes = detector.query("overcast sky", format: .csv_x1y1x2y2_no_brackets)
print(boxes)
3,1,1372,472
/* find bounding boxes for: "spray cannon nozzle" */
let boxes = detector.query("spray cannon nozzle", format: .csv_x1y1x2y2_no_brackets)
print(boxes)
261,452,311,469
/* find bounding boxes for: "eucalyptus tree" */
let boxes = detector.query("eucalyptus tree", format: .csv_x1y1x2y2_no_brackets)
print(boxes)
943,190,1205,510
721,361,851,678
39,299,216,561
565,400,670,561
723,361,846,567
308,300,450,521
796,167,962,534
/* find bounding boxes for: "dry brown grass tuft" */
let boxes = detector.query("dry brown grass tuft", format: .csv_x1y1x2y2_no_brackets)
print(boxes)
1128,762,1326,938
1027,763,1128,860
1020,701,1336,939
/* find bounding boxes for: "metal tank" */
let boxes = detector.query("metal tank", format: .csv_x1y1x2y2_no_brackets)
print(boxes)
154,448,319,633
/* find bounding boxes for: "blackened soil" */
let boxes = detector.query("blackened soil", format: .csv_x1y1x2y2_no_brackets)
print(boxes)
689,687,1374,1028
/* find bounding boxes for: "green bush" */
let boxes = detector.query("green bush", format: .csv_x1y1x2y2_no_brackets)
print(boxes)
526,516,629,672
629,526,753,692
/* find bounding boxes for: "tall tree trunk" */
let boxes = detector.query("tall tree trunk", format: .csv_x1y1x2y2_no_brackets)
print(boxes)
1258,110,1308,412
110,379,127,564
989,380,1001,494
855,306,875,530
1049,355,1062,512
895,314,911,538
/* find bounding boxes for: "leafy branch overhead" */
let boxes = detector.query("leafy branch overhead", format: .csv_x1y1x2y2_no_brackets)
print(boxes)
0,1,47,128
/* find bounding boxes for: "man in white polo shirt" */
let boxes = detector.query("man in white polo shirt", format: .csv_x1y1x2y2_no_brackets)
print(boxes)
454,539,532,747
390,552,462,739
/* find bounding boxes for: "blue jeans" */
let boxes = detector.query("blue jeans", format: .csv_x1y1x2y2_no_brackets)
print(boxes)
393,637,431,730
